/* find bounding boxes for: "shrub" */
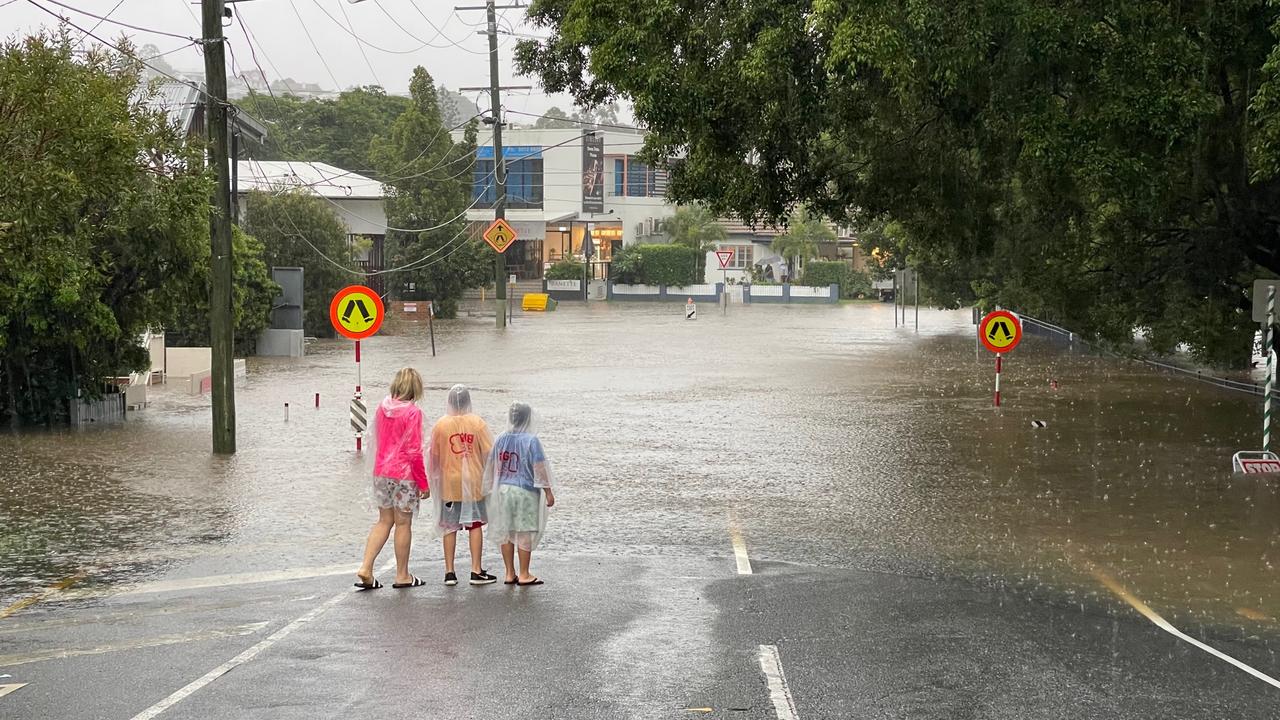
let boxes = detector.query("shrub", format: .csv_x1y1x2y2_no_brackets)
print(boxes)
801,261,874,299
545,259,585,280
635,244,701,286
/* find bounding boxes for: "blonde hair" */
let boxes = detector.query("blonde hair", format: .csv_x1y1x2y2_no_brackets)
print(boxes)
389,367,424,402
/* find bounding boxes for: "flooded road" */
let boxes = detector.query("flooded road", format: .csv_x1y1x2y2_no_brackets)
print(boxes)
2,301,1276,644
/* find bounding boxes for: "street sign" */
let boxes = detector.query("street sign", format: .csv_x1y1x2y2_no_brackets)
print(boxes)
350,395,368,435
686,298,697,320
1233,451,1280,474
715,250,735,270
979,310,1023,354
483,218,518,253
329,285,384,340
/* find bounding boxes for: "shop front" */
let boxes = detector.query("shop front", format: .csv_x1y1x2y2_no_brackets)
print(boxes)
543,222,623,279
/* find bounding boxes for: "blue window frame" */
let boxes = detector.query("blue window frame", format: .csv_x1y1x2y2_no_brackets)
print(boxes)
614,158,625,196
472,146,543,209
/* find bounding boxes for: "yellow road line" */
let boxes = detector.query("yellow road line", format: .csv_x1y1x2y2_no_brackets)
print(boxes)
1090,566,1280,690
0,574,84,620
728,511,753,575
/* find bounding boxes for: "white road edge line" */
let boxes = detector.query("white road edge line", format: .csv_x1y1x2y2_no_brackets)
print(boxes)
128,560,391,720
0,683,27,699
758,644,799,720
1091,567,1280,691
729,515,753,575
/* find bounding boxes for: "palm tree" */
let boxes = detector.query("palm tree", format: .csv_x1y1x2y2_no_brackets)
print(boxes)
662,205,726,282
772,208,833,279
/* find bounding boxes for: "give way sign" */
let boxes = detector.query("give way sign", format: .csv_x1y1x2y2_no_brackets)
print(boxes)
715,250,735,269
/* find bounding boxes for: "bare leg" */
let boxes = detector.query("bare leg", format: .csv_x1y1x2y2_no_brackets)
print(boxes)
518,545,534,584
357,508,394,585
443,531,458,574
393,510,414,584
469,526,485,574
500,542,516,583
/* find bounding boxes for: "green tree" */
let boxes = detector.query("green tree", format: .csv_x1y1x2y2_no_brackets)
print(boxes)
518,0,1280,366
0,32,211,425
534,106,577,129
662,205,725,281
242,191,353,337
162,228,278,354
771,209,831,278
238,86,412,174
369,67,489,318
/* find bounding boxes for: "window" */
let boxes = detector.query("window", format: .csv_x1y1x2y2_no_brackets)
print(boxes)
472,157,543,209
609,155,661,197
723,245,753,270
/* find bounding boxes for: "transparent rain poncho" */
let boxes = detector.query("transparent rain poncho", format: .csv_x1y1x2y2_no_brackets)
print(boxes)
428,385,494,536
483,402,555,552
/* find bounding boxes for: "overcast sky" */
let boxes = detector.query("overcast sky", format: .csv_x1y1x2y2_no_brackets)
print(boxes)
1,0,603,120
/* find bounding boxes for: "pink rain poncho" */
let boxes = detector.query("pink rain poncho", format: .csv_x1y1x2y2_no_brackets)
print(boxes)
484,402,554,552
370,396,427,490
428,385,493,536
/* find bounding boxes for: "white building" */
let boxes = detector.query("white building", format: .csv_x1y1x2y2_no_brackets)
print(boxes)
450,127,677,279
233,160,388,275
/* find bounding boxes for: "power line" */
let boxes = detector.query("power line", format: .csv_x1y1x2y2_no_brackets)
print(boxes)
375,0,488,55
38,0,195,41
335,0,382,88
308,0,426,55
78,0,126,46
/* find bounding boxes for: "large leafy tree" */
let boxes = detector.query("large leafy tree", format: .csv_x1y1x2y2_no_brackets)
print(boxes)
519,0,1280,365
369,67,490,318
242,191,354,337
238,86,412,175
0,32,211,425
162,227,278,354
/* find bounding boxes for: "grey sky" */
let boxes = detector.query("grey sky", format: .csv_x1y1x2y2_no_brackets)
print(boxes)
1,0,598,120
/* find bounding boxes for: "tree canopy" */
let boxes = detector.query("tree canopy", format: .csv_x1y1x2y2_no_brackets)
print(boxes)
518,0,1280,365
0,32,211,424
370,67,490,317
237,86,412,175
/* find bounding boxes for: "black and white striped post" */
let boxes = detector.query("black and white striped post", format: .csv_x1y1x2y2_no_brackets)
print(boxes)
351,340,367,452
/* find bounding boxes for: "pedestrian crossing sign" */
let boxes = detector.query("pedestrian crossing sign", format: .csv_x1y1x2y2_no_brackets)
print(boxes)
330,285,385,340
979,310,1022,354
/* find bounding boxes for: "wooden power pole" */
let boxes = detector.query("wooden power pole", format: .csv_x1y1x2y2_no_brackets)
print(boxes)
485,0,508,328
203,0,236,453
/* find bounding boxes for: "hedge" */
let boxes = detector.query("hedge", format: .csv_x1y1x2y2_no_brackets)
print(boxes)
802,261,873,298
609,244,702,286
545,259,585,280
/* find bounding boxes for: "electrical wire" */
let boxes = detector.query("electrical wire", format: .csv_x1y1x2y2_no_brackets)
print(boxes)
77,0,126,47
25,0,225,109
308,0,428,55
335,0,382,88
374,0,487,55
38,0,195,41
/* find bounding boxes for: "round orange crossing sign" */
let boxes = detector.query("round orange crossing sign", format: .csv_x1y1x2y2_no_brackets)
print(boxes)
329,285,384,340
978,310,1022,354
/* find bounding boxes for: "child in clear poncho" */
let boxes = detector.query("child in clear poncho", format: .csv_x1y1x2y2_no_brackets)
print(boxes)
484,402,555,586
428,384,496,586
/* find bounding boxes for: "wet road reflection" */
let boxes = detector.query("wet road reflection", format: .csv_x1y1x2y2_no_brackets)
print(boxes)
1,303,1274,646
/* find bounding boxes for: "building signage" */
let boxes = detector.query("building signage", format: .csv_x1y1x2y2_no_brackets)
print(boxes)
546,280,581,291
582,135,605,213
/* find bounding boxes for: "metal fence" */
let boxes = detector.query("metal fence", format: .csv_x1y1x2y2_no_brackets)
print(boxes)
1017,312,1278,400
68,392,126,424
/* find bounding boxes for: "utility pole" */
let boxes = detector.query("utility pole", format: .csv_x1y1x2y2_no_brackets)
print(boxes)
486,0,507,328
203,0,236,453
458,1,525,328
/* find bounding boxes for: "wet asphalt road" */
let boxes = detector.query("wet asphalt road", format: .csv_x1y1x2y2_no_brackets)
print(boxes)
1,302,1279,717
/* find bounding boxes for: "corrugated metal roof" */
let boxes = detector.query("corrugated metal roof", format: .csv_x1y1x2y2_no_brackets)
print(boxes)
142,81,202,134
235,160,384,200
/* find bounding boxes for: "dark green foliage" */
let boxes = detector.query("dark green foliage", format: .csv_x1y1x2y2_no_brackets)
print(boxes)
518,0,1280,366
545,259,585,280
369,68,490,319
802,262,872,299
611,244,702,286
242,191,353,338
162,228,278,354
237,87,412,176
0,33,211,425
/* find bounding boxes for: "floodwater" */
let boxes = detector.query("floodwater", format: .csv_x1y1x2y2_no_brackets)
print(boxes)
1,302,1276,644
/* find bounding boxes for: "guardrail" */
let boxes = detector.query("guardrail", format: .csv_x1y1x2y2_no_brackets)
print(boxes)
1016,311,1278,400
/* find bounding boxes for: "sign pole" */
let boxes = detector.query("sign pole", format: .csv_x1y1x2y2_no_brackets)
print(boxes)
722,267,728,315
354,339,362,452
428,301,436,357
994,352,1002,407
1266,285,1275,453
914,271,919,333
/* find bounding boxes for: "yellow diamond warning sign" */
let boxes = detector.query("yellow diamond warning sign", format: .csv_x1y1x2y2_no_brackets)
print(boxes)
329,285,384,340
482,218,518,253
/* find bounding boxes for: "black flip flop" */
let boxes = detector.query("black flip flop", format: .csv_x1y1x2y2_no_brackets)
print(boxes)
503,578,518,585
354,578,383,591
516,578,544,587
392,576,427,589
